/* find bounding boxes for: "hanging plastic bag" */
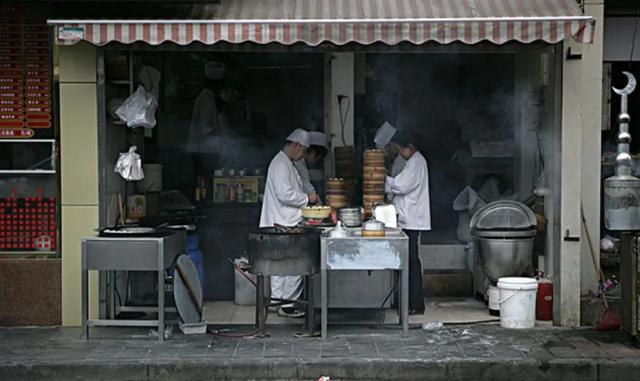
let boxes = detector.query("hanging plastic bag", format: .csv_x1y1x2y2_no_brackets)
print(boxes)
114,85,158,129
478,177,501,203
114,146,145,181
453,186,486,243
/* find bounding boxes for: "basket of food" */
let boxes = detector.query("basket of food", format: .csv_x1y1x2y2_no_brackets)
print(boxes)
302,205,332,220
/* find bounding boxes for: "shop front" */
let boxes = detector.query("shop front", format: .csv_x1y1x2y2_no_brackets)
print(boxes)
48,0,602,330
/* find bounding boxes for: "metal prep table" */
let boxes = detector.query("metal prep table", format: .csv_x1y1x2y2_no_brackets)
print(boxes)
81,231,186,342
320,229,409,338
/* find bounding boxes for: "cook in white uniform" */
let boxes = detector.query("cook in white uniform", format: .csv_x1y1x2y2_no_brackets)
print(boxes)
385,131,431,314
293,131,329,196
260,128,319,318
388,144,407,177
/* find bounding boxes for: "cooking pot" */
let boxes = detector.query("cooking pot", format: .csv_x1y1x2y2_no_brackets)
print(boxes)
363,219,385,231
362,218,385,237
247,227,320,276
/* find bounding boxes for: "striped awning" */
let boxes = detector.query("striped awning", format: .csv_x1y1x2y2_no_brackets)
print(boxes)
49,0,595,47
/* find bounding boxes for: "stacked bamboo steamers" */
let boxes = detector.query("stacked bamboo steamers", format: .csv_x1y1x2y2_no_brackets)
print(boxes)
334,146,356,201
362,149,386,215
326,178,348,209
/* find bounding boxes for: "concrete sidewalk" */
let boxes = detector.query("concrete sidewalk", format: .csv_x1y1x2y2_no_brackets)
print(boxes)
2,324,640,381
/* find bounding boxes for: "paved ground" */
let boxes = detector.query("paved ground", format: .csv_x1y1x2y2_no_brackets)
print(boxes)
2,323,640,381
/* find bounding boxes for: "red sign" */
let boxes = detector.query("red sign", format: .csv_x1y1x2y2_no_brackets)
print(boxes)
0,127,32,137
0,9,51,139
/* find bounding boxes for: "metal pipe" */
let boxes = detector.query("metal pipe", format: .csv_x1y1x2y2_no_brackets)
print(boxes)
47,16,593,25
255,274,266,337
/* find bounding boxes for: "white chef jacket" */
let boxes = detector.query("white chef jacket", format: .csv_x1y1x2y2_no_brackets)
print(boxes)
293,158,315,194
187,88,219,152
385,151,431,231
260,151,309,227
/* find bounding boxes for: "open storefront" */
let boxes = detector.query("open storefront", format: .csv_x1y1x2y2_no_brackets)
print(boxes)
49,0,599,331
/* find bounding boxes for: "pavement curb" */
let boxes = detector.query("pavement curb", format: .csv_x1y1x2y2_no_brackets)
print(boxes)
3,357,640,381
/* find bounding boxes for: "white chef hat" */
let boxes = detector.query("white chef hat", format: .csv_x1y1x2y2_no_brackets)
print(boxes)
204,61,225,79
286,128,310,147
308,131,328,148
374,121,397,149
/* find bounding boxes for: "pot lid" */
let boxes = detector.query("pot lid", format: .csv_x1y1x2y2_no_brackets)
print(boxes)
363,218,385,231
474,229,537,238
470,200,536,231
173,254,203,324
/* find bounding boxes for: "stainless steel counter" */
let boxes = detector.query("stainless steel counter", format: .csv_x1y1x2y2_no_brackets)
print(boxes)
320,229,409,338
81,231,186,342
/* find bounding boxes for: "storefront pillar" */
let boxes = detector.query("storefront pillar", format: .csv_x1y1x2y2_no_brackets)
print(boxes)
555,41,584,327
580,1,604,297
59,42,100,326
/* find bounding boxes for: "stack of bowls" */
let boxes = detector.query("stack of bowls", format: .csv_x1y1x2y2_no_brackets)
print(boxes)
362,149,386,215
326,177,348,209
337,207,363,227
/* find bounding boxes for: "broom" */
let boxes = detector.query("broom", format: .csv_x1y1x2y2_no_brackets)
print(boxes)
581,206,621,331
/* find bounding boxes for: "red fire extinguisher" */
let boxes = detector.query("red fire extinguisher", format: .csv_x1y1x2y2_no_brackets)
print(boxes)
536,274,553,321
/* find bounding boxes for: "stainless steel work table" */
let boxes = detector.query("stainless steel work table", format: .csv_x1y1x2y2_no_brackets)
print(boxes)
320,229,409,338
81,231,185,342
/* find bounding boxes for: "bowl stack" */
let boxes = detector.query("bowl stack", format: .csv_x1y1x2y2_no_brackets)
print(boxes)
337,207,363,227
362,149,386,215
326,177,348,209
334,146,356,202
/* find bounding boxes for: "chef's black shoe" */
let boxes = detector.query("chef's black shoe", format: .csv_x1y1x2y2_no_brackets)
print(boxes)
278,307,305,318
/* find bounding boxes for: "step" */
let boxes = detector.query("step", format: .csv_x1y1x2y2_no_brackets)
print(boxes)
423,269,473,297
420,244,469,271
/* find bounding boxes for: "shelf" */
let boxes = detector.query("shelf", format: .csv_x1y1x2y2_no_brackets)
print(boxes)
107,80,131,85
0,170,55,174
0,139,55,143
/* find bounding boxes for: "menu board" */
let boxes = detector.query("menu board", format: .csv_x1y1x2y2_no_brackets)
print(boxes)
0,4,51,138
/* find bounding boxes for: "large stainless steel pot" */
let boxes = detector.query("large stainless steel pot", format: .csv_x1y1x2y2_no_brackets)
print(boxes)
248,227,320,276
476,236,535,282
470,200,537,283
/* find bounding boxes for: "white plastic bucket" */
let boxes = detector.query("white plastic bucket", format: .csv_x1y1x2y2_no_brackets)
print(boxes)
497,277,538,329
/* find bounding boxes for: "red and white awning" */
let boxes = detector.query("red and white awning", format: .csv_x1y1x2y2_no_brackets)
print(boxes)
49,0,595,47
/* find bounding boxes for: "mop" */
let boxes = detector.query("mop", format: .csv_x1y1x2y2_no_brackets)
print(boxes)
581,206,621,331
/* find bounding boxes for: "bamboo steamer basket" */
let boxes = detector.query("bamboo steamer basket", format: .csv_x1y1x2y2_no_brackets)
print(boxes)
327,194,348,203
363,187,384,192
363,156,385,163
328,201,348,208
362,172,386,180
362,229,385,237
302,206,332,219
363,149,384,156
363,161,384,168
327,177,345,185
363,150,385,164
